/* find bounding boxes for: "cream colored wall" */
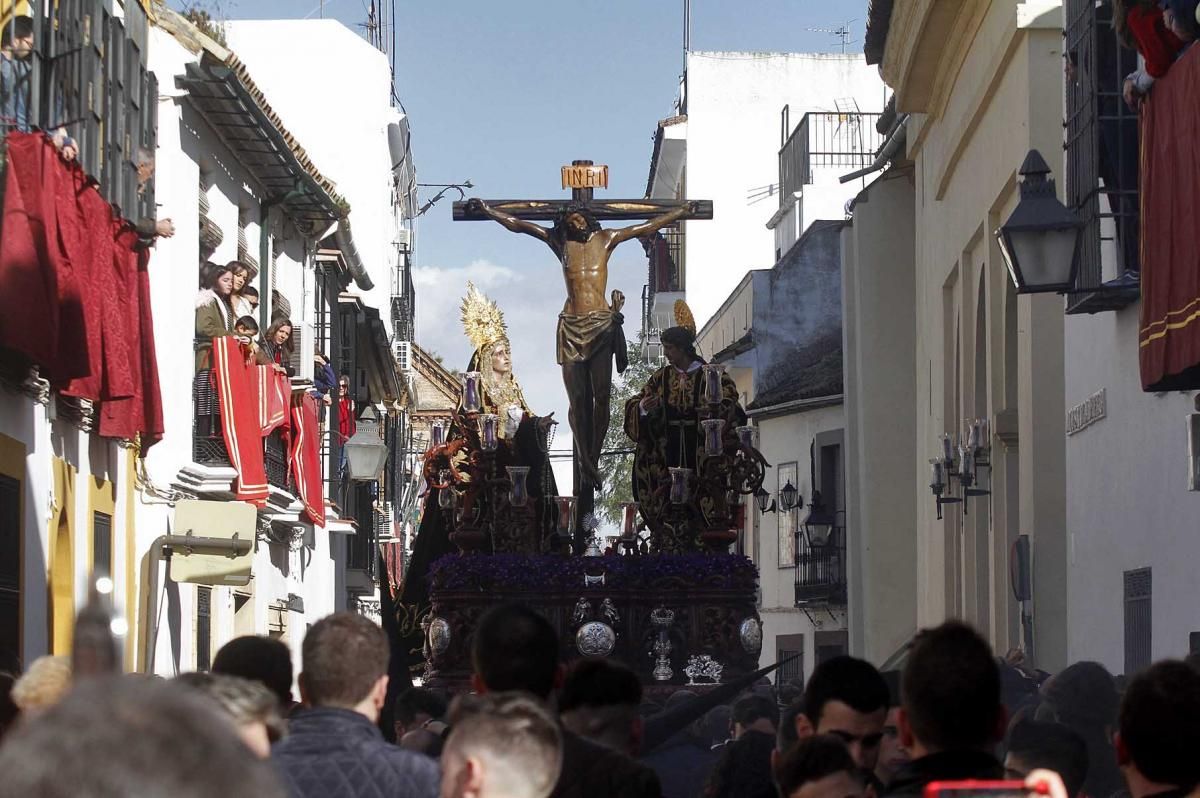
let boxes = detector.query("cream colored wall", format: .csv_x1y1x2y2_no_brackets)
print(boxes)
881,1,1068,668
697,277,755,360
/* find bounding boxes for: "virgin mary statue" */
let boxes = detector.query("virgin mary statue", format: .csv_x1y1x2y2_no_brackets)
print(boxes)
388,283,557,684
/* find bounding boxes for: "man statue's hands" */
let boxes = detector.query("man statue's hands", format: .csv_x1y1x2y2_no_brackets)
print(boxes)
687,200,703,215
610,290,625,313
466,198,487,214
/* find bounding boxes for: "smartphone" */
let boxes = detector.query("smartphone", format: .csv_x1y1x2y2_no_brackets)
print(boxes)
924,780,1042,798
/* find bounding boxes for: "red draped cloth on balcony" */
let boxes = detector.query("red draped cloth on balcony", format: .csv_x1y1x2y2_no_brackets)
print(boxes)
1139,46,1200,391
0,132,88,382
259,366,290,437
288,394,325,526
98,230,164,448
211,336,268,506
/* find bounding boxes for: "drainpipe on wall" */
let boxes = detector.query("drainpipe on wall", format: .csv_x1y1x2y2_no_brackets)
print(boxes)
839,114,910,184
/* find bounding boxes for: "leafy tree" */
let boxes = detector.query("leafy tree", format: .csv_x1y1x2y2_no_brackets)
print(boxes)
596,333,659,524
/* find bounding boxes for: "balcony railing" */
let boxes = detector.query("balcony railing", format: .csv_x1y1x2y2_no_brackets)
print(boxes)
193,376,292,493
1064,0,1140,313
779,112,884,207
794,528,847,607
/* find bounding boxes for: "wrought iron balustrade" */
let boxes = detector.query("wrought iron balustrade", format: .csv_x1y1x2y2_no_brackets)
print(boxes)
778,112,883,206
794,528,847,607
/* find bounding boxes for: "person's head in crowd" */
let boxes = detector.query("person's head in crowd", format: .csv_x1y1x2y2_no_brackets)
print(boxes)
704,702,733,747
263,318,294,354
796,655,889,771
228,261,253,295
1162,0,1199,41
212,635,294,709
1004,719,1088,798
471,604,560,699
175,672,285,759
298,612,389,721
559,658,643,755
0,675,286,798
11,656,71,718
1,16,34,60
779,697,805,752
1114,660,1200,798
704,720,778,798
775,734,868,798
875,670,910,786
0,672,18,742
400,724,449,758
241,285,260,311
201,262,235,298
731,693,778,739
394,686,449,740
900,621,1004,757
234,316,259,338
1036,661,1123,798
135,147,156,192
441,692,563,798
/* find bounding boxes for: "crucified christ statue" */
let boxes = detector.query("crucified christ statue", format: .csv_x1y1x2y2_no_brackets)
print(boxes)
465,197,699,488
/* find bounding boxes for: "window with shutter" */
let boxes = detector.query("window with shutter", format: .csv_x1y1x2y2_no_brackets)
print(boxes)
0,475,19,665
1124,568,1152,675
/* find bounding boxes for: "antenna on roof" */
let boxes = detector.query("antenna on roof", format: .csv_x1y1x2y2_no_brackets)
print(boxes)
807,19,859,54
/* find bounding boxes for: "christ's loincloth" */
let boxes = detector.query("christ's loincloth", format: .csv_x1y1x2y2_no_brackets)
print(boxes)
557,309,622,366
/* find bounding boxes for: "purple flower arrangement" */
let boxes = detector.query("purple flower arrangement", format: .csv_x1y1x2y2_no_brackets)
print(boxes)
428,553,759,594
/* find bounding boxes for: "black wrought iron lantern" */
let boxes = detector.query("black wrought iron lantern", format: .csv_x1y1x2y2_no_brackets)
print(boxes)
778,480,800,513
995,149,1084,294
803,491,835,546
344,405,390,481
754,486,775,514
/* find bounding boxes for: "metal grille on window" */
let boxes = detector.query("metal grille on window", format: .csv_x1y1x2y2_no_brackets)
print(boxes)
237,209,259,273
1124,567,1152,675
776,634,805,686
93,512,112,580
196,586,212,671
199,175,222,260
1064,0,1141,313
0,475,20,664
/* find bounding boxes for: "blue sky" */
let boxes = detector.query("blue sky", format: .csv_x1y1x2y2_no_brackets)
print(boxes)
173,0,868,480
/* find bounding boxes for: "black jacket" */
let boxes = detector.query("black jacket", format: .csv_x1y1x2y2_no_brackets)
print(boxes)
885,750,1005,798
271,707,439,798
553,729,664,798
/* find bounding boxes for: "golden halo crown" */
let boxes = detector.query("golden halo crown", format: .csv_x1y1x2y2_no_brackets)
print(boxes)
673,299,697,336
461,281,509,354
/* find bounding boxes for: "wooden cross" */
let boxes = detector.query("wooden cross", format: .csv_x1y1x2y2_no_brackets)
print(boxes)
452,160,714,222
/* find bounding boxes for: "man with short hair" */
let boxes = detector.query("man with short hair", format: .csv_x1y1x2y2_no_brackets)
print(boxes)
272,612,438,798
212,634,296,711
559,658,644,755
1114,660,1200,798
875,670,910,789
395,687,451,758
885,622,1006,797
1004,719,1089,798
731,693,778,739
0,15,33,134
775,735,869,798
441,692,564,798
793,656,890,773
470,603,662,798
0,675,286,798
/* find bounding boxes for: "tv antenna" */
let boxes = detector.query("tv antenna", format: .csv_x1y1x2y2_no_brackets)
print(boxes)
807,20,858,54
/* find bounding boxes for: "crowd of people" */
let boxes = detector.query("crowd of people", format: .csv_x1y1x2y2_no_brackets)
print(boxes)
0,606,1197,798
194,258,356,442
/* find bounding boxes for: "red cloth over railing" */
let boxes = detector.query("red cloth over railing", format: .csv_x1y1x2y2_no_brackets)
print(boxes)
259,365,290,437
0,131,163,444
1139,46,1200,391
211,337,268,506
288,394,325,526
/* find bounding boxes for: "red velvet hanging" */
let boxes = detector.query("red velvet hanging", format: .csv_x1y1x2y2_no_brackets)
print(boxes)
289,393,325,526
211,336,268,506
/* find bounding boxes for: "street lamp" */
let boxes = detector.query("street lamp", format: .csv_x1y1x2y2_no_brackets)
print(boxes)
778,480,800,513
754,486,776,514
344,405,390,481
802,491,835,546
995,150,1083,294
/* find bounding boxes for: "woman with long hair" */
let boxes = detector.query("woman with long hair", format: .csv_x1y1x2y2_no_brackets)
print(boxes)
228,261,257,318
195,261,235,372
258,318,294,376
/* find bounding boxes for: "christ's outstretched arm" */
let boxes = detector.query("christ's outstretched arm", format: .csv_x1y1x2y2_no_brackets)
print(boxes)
467,198,553,245
607,202,699,247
